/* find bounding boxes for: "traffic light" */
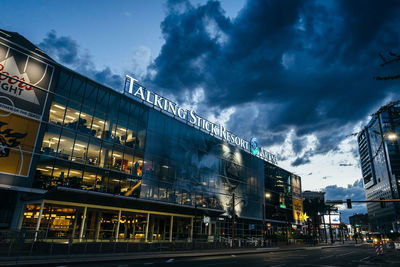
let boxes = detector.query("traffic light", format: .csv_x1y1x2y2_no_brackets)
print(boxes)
380,198,386,208
346,199,352,209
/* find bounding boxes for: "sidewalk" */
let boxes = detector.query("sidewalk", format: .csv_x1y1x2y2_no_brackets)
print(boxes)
0,242,357,266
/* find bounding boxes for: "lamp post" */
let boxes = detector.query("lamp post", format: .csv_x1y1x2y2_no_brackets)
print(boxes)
380,128,398,232
263,192,271,246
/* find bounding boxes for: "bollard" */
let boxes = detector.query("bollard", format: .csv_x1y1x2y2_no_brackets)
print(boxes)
380,243,384,255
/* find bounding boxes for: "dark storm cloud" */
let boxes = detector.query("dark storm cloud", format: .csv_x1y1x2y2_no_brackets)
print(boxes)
146,0,400,165
38,30,79,64
322,178,367,223
38,31,122,89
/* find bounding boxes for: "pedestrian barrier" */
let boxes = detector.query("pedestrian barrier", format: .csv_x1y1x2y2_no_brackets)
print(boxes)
375,243,384,255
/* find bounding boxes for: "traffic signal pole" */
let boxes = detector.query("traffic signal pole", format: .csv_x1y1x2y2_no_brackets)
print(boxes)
326,199,400,206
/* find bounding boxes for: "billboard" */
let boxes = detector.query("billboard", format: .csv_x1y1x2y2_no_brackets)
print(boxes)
0,110,40,176
291,175,301,198
0,40,54,120
0,39,54,176
323,214,341,224
292,198,304,224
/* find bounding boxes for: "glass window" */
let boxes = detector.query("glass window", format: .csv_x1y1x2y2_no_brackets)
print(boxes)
82,165,97,190
51,159,72,187
67,164,83,189
57,128,76,160
64,104,80,131
69,76,85,103
87,137,101,166
82,82,98,109
111,145,125,172
49,99,67,125
72,134,89,163
41,124,62,156
55,71,73,97
75,104,95,137
137,123,146,151
115,124,127,146
107,171,122,194
35,158,55,189
94,168,107,192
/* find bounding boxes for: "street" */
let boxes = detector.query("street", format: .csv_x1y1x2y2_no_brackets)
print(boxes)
53,245,400,267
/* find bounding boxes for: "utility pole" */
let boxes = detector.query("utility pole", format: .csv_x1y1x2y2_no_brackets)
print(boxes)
231,193,235,248
262,193,265,246
328,206,334,244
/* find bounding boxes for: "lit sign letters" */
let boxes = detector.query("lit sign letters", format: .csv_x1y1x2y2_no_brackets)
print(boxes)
125,75,277,165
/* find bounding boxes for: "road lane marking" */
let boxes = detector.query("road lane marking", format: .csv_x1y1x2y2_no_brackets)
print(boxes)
360,256,370,262
271,264,286,267
166,258,174,263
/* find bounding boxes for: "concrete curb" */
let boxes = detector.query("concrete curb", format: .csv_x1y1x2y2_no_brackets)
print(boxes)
0,243,356,266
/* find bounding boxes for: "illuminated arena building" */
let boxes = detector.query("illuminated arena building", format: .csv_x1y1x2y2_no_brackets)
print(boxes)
0,29,303,244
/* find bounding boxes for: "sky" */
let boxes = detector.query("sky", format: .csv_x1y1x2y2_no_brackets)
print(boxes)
2,0,400,219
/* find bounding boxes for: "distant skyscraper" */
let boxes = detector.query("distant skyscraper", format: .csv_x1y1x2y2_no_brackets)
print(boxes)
358,105,400,233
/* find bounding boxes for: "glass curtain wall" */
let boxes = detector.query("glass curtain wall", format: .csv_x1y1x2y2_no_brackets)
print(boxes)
34,70,148,197
141,110,264,220
264,163,294,225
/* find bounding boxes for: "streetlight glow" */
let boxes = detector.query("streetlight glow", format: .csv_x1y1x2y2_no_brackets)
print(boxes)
265,192,271,199
387,132,398,141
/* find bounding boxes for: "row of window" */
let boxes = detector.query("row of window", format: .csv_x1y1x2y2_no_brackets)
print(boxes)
41,121,144,175
34,158,141,196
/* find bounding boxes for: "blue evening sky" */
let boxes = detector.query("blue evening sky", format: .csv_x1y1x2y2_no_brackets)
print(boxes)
0,0,244,74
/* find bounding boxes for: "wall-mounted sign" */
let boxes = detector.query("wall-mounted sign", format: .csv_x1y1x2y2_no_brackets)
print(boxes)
0,38,54,177
124,75,277,165
0,41,54,121
203,216,210,224
0,111,40,176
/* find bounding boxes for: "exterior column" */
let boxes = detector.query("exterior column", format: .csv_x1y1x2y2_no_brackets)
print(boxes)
95,212,102,241
79,206,87,242
169,216,174,242
115,210,122,240
34,200,44,241
145,213,150,242
190,217,194,242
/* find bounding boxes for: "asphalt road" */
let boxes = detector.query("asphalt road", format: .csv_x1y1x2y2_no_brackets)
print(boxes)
58,245,400,267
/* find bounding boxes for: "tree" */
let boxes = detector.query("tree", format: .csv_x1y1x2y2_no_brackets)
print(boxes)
375,52,400,80
303,199,338,243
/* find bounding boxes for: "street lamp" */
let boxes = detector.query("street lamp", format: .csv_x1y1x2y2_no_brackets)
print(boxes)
387,132,398,141
263,192,272,246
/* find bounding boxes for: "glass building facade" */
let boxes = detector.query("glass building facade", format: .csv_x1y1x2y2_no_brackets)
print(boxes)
0,29,303,243
358,105,400,233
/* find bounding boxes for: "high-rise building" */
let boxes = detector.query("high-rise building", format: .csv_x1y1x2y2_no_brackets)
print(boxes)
358,104,400,233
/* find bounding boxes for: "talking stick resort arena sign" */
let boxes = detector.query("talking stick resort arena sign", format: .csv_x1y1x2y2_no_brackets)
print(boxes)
0,38,54,176
124,75,277,165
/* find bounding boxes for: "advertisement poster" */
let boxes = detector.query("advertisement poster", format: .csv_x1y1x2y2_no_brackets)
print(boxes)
323,214,341,224
0,40,54,120
292,198,303,224
0,39,54,176
0,109,40,176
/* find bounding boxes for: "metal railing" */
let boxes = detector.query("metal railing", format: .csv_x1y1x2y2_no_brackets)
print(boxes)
0,230,321,258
